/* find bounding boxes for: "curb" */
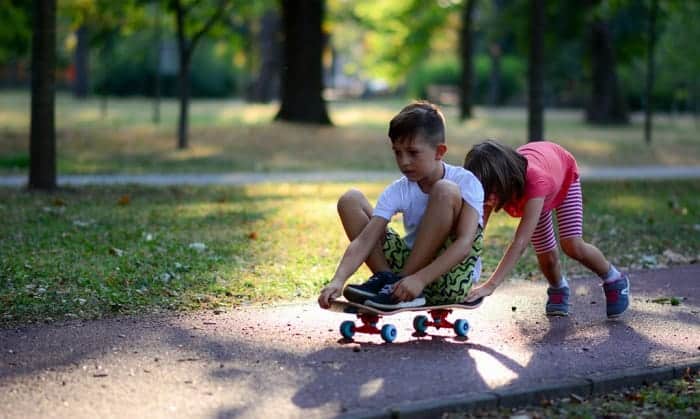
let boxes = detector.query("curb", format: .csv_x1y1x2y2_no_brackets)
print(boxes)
341,357,700,419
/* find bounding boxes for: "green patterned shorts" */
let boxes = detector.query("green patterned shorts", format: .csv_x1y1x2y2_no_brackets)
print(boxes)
382,227,483,305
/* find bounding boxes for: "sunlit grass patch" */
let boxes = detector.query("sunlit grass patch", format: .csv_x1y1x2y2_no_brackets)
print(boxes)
1,180,698,325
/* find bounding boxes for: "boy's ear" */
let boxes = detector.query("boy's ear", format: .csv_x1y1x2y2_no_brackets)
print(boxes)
435,143,447,159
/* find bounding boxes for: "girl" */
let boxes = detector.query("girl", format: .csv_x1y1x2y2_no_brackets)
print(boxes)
463,140,629,318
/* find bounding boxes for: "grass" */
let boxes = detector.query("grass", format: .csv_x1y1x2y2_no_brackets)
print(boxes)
1,179,698,326
449,370,700,418
1,91,699,174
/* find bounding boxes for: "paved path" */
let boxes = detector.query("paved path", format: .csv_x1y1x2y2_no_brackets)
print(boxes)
1,266,699,419
1,165,700,187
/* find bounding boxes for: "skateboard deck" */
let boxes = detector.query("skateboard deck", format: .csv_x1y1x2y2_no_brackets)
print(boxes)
327,298,482,316
326,298,483,343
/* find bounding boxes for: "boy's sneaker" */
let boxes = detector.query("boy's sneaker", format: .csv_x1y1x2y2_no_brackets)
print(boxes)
604,274,630,318
364,280,426,311
343,271,400,304
546,285,570,316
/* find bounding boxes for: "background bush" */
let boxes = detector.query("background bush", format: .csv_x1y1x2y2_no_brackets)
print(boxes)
92,34,238,98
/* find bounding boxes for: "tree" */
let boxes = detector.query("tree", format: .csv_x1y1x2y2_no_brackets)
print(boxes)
248,10,281,103
170,0,233,149
585,1,628,124
643,0,658,144
527,0,544,142
276,0,330,124
73,25,89,97
458,0,478,120
29,0,57,191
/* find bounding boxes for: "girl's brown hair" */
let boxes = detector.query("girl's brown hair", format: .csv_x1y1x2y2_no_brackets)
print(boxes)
463,139,527,210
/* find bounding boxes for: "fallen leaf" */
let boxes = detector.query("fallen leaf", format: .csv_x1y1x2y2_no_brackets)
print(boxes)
248,231,258,240
117,195,131,206
570,393,586,403
663,249,691,264
188,242,206,252
109,247,124,257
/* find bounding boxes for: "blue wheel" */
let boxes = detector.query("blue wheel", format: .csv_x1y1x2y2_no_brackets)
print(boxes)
340,320,355,339
454,319,469,337
380,324,397,343
413,315,429,334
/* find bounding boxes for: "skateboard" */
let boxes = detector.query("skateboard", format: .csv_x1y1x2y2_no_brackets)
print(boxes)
326,298,482,343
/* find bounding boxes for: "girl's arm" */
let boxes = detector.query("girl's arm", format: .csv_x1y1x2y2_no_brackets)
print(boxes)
391,203,480,301
466,197,544,301
318,216,389,308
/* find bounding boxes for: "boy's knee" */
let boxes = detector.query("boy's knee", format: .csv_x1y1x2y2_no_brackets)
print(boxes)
430,180,461,207
337,188,366,212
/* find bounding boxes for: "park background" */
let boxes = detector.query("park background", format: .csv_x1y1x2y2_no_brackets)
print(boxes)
0,0,699,325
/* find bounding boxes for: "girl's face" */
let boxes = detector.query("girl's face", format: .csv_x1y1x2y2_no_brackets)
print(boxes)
391,136,445,182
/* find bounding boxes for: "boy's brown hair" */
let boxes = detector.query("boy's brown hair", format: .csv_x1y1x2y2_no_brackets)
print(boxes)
388,101,446,147
463,139,527,210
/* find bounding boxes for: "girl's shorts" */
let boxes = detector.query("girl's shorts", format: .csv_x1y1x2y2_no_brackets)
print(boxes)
382,227,483,305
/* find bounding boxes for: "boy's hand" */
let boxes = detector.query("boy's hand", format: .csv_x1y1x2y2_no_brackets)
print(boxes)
318,281,343,309
466,283,494,302
392,276,425,302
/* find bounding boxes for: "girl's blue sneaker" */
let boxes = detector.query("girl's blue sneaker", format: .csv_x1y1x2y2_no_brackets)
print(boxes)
603,274,630,318
343,271,401,304
546,285,570,316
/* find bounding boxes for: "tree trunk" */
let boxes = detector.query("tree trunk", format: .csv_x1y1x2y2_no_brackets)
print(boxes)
177,53,191,149
528,0,544,142
459,0,478,121
29,0,57,191
73,25,89,98
644,0,658,144
152,0,162,124
276,0,331,124
250,10,280,103
586,18,628,124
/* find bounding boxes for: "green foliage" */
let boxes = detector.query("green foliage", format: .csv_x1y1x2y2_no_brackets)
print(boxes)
0,0,31,63
92,34,238,97
405,54,525,104
0,153,28,171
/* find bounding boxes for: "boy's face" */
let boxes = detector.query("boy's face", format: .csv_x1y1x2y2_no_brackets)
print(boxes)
391,136,446,182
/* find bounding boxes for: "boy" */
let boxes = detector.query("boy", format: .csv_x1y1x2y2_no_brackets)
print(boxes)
317,101,485,311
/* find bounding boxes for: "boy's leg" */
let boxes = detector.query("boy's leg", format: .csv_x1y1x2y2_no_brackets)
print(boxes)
337,189,392,273
400,180,463,276
423,227,483,305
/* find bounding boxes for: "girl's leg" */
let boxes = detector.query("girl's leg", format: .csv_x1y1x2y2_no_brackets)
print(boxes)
531,209,566,288
401,180,463,276
556,180,610,277
557,179,629,318
337,189,391,273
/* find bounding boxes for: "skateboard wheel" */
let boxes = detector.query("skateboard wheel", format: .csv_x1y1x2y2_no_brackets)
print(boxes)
340,320,355,339
453,319,469,337
413,315,429,334
380,324,397,343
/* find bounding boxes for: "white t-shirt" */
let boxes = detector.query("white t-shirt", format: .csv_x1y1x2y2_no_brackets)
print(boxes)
373,162,484,249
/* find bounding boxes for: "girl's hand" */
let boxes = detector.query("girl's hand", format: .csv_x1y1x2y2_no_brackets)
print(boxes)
466,283,495,303
392,276,425,302
318,281,343,309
